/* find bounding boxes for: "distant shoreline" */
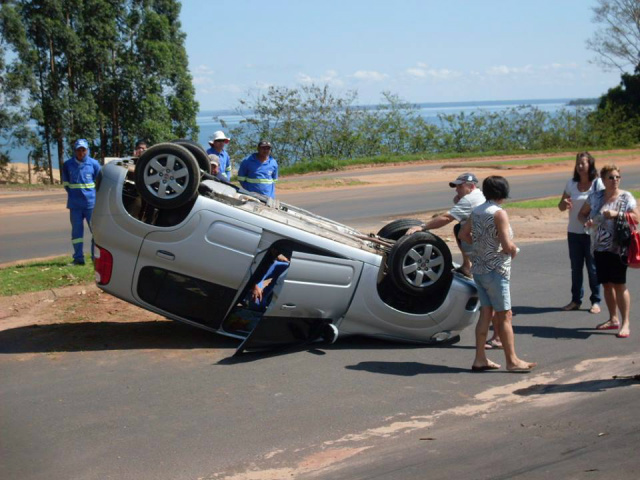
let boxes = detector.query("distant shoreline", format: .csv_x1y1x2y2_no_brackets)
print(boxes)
6,97,592,166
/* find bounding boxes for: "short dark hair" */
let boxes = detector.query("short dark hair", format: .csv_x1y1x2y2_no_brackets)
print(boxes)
573,152,598,182
482,175,510,201
135,140,147,149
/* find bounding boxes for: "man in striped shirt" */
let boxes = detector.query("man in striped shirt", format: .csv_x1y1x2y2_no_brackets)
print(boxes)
62,139,102,265
237,140,278,199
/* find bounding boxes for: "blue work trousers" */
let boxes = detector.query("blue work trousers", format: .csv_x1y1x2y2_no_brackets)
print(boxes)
567,232,600,305
70,208,94,263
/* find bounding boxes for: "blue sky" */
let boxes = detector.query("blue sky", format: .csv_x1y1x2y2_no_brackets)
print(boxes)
181,0,623,110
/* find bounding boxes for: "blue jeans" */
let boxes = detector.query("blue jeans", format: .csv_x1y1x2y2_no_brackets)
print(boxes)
567,232,600,305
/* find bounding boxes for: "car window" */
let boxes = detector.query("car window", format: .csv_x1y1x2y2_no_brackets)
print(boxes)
137,267,236,329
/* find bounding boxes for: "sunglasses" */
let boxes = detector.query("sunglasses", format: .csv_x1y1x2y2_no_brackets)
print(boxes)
607,175,621,180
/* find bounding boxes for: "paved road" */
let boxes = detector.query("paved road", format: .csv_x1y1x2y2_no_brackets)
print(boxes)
1,241,639,479
2,161,640,264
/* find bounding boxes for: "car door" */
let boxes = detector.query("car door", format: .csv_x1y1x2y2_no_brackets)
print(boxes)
235,251,363,354
133,209,262,330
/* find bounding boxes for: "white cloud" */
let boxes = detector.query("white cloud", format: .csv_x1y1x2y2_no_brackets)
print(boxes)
486,64,533,75
405,66,461,79
350,70,388,81
406,67,427,78
296,70,344,86
541,62,578,70
194,64,214,75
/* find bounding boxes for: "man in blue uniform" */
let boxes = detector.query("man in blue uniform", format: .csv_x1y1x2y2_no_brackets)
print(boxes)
237,141,278,198
62,139,102,265
206,130,232,181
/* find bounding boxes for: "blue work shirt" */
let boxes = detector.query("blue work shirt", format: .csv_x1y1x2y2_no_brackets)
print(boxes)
62,156,102,209
206,147,231,181
237,153,278,198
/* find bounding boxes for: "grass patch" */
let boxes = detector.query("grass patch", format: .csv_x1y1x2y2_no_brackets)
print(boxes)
0,183,63,191
460,150,640,169
505,197,558,209
0,256,95,296
505,189,640,209
277,147,640,176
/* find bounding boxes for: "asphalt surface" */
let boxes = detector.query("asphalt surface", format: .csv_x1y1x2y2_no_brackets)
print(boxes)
1,241,639,479
2,161,640,264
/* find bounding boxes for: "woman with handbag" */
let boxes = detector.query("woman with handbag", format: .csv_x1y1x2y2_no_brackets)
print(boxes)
558,152,604,314
578,165,639,338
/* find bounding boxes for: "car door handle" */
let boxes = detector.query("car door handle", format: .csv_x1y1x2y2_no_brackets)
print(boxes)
156,250,175,261
280,304,296,309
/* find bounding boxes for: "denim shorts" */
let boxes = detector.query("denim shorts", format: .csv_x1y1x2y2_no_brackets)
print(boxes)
474,270,511,311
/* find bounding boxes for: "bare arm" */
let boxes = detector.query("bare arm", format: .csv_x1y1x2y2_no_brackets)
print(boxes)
459,216,473,244
494,209,518,258
406,213,455,235
558,191,572,212
577,201,592,226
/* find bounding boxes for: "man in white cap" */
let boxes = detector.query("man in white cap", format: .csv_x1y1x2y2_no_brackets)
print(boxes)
206,130,231,181
62,139,102,265
406,172,485,278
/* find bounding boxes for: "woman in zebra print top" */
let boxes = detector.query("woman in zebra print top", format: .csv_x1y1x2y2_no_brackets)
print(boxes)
460,176,537,373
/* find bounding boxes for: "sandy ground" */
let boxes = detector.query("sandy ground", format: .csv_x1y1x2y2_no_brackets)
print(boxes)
1,149,639,336
0,162,60,184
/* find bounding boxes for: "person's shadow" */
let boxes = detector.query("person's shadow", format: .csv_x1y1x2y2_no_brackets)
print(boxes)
514,377,640,396
345,361,469,376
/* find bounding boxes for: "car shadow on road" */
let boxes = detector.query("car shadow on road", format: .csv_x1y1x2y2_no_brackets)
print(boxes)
217,336,473,364
0,321,238,354
513,377,640,396
344,361,469,376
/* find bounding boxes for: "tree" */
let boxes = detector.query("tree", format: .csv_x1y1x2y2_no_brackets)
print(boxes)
0,1,40,178
586,0,640,72
3,0,199,183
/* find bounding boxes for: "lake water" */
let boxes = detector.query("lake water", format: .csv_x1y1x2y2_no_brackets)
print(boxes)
8,98,588,166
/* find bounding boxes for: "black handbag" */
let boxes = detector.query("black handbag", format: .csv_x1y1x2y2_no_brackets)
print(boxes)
615,197,631,248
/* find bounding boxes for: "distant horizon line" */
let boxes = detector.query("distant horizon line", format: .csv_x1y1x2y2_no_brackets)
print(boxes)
198,96,597,115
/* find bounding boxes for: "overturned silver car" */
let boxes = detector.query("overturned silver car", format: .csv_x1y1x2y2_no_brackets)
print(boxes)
92,141,479,355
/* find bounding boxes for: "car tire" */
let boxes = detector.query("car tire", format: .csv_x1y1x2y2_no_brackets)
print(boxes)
387,231,453,296
322,323,339,344
377,219,424,240
171,138,211,173
135,143,200,209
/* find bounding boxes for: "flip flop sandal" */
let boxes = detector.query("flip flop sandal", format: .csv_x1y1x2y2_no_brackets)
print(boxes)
596,320,620,330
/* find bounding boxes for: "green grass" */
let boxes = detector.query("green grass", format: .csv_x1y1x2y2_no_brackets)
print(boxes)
0,181,63,190
462,150,640,169
275,147,640,176
0,256,95,296
506,189,640,209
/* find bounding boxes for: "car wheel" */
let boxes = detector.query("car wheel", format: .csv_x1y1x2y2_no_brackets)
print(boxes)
135,143,200,209
377,219,424,240
171,138,211,173
387,231,453,296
